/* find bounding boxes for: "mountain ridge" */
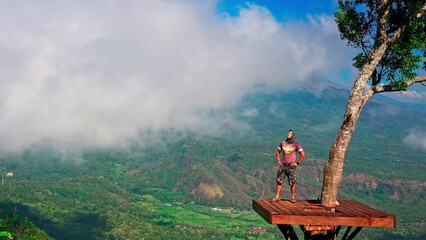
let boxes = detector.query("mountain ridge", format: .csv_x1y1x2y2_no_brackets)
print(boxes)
0,78,425,239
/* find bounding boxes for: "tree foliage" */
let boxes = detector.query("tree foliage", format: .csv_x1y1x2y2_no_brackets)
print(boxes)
335,0,426,89
321,0,426,207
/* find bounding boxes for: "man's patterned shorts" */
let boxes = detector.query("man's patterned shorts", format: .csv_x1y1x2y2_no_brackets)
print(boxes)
276,164,297,185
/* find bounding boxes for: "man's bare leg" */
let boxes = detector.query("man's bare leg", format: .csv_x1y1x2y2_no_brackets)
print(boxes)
271,183,282,201
290,184,296,203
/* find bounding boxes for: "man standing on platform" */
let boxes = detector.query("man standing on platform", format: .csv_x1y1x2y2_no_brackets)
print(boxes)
271,130,305,203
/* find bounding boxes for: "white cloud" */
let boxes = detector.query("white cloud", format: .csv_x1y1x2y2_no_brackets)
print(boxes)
366,104,400,118
400,90,426,99
394,90,426,105
384,88,426,104
0,1,351,152
242,108,259,117
403,129,426,150
311,117,341,133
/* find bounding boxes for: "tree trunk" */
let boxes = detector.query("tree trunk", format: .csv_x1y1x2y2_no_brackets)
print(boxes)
320,43,388,206
320,85,365,206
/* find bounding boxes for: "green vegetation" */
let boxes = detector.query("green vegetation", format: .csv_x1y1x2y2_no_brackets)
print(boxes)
0,86,425,239
0,207,52,240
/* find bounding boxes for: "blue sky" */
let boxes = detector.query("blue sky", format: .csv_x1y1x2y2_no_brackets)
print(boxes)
218,0,338,21
217,0,358,87
217,0,426,98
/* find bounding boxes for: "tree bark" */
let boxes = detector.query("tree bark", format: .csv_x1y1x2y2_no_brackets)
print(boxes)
320,0,426,207
320,43,388,206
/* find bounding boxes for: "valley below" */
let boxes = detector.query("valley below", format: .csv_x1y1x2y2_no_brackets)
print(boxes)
1,83,425,239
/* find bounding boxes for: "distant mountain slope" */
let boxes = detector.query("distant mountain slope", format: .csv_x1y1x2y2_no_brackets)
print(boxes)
120,78,425,206
0,78,425,239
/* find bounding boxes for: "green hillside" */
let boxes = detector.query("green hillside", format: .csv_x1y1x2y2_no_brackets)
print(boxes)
0,82,425,239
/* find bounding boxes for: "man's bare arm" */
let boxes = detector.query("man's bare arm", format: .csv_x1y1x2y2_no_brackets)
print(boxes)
297,151,305,165
276,149,282,166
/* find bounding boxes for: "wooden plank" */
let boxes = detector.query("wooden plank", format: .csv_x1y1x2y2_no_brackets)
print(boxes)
252,199,275,224
253,199,279,215
349,205,381,218
309,200,343,216
272,215,395,228
273,201,307,216
304,225,334,231
345,200,391,217
370,215,396,228
348,202,393,221
262,199,293,215
253,199,396,228
298,200,324,216
271,214,373,226
334,207,357,217
336,202,370,217
341,200,377,217
269,201,296,215
273,212,395,228
301,200,339,217
298,201,316,215
338,200,388,218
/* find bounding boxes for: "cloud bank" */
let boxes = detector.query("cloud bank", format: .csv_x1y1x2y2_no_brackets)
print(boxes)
403,129,426,151
387,90,426,104
0,1,351,151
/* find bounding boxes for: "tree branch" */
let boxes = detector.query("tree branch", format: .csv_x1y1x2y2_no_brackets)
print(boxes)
377,0,390,42
362,2,426,103
406,75,426,87
388,1,426,44
416,2,426,18
362,75,426,105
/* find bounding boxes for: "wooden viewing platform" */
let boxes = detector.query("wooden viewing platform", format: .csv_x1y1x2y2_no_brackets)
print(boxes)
252,199,395,240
